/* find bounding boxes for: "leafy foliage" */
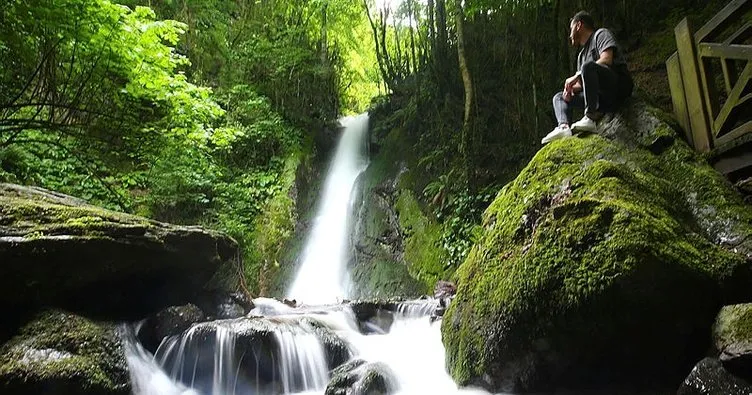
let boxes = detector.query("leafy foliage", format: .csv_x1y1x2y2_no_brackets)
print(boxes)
0,0,376,294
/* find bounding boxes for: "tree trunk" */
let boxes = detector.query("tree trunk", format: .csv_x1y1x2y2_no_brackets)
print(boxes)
320,2,328,66
362,0,393,91
427,0,436,66
435,0,449,93
454,0,474,188
407,0,418,74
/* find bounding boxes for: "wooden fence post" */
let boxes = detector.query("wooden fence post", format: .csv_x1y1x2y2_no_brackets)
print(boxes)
675,18,713,152
667,53,693,145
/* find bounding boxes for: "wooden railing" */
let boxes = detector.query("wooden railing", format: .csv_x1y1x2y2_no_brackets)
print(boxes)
667,0,752,176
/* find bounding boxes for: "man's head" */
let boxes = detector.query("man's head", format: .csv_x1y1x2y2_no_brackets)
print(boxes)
569,11,595,46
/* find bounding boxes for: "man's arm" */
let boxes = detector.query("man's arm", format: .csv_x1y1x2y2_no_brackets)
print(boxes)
596,48,614,66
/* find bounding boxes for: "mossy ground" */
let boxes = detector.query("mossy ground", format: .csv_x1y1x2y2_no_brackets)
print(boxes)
442,123,752,391
0,310,129,394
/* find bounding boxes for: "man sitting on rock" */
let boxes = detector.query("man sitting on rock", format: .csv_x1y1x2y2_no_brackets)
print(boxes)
542,11,633,144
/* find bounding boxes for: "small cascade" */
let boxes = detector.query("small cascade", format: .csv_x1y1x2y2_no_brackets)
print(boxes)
287,114,369,305
144,316,340,395
273,330,328,393
122,327,198,395
395,299,439,318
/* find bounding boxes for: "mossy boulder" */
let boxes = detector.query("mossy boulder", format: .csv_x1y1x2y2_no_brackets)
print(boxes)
0,310,129,395
712,303,752,378
0,183,238,321
441,100,752,392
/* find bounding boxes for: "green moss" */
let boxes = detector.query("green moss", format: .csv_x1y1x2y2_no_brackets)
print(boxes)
247,149,304,295
442,127,752,390
0,310,128,394
713,304,752,352
0,195,150,238
395,189,450,292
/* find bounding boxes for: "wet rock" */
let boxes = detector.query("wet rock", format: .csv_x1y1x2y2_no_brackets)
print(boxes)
0,183,239,322
138,303,206,353
712,304,752,379
325,358,397,395
157,315,352,394
434,280,457,299
677,358,752,395
0,310,129,395
442,100,752,393
196,290,254,320
350,300,400,323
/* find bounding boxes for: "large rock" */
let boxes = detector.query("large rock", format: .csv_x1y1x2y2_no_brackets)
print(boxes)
325,358,397,395
712,303,752,378
0,183,238,321
441,100,752,393
137,303,206,353
678,358,752,395
0,310,129,395
156,315,352,394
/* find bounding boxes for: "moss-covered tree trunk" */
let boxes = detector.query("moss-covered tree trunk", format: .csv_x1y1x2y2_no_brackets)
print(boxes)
454,0,474,188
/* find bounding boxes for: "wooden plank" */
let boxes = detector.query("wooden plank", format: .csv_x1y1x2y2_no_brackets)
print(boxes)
667,53,693,144
725,22,752,45
713,150,752,175
713,61,752,135
696,0,752,42
699,54,721,120
740,92,752,106
698,43,752,60
715,120,752,147
721,58,737,94
676,18,713,152
712,127,752,155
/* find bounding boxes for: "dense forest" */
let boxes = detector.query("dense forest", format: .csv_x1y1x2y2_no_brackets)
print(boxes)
0,0,737,292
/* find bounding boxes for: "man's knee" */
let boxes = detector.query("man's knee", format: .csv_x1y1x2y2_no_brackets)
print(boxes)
581,61,599,76
553,91,565,105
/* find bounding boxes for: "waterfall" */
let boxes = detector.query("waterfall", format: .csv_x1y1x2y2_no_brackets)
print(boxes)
124,113,498,394
287,114,369,305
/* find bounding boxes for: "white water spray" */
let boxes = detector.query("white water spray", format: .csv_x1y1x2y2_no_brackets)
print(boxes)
287,114,369,305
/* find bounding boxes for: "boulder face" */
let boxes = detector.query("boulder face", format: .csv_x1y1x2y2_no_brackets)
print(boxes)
0,310,130,395
441,100,752,393
0,183,239,322
677,358,752,395
325,358,397,395
712,303,752,379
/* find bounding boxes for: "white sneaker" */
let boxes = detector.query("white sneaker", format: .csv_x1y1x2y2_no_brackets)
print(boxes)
571,115,597,132
541,125,572,144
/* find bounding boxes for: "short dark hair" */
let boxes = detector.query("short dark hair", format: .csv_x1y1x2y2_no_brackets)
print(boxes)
571,11,595,30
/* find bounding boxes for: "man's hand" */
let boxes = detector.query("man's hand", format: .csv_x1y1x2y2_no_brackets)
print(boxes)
563,74,582,102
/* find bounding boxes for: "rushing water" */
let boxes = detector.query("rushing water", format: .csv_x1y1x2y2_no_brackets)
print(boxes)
287,113,369,305
125,113,495,395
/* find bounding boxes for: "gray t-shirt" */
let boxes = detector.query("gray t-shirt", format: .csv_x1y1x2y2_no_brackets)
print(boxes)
577,28,629,75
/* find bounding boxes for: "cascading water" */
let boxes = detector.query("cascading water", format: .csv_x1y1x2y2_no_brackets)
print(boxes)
287,113,369,305
124,113,498,395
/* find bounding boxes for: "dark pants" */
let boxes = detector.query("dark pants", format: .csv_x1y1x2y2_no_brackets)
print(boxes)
553,61,623,125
